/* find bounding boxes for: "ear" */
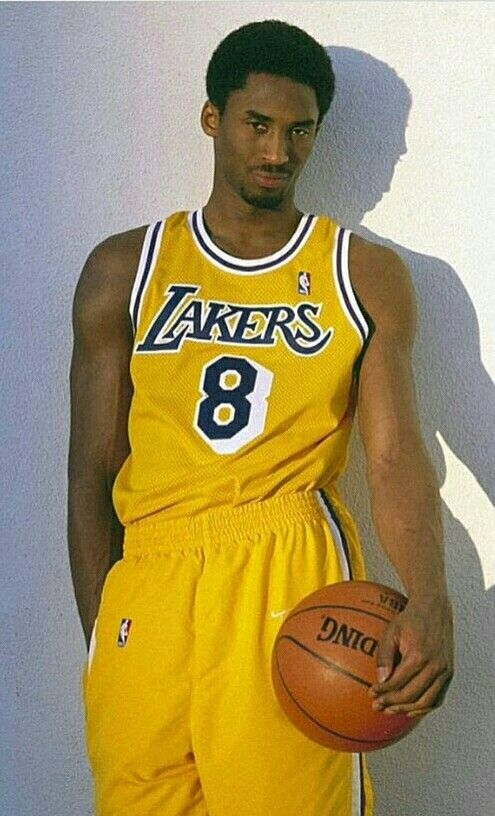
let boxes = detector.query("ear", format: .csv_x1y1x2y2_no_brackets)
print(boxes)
201,100,221,137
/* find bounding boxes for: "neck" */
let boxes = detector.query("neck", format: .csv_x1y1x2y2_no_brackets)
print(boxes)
203,169,302,233
203,177,301,238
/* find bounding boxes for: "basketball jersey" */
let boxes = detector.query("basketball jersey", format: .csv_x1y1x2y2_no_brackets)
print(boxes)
111,210,371,526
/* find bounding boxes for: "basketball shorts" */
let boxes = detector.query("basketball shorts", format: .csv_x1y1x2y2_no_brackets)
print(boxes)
81,488,374,816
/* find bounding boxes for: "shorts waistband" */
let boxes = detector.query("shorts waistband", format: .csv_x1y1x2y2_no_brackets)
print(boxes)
123,490,336,558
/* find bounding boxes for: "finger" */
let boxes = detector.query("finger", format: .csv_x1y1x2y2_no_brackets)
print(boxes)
370,654,427,696
431,673,453,708
379,663,452,711
402,671,452,716
382,674,448,715
373,664,445,708
407,708,431,718
373,623,400,687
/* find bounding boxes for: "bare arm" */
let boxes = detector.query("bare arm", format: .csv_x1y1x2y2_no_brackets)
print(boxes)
67,229,144,649
350,235,454,716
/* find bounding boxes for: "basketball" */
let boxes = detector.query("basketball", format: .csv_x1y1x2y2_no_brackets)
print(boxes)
271,580,418,752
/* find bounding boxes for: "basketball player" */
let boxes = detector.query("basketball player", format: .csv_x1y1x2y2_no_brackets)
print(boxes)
68,20,454,816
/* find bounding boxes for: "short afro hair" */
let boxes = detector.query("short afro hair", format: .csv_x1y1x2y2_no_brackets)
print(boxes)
206,20,335,125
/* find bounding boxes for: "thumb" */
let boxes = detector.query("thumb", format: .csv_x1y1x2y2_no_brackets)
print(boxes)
376,621,398,683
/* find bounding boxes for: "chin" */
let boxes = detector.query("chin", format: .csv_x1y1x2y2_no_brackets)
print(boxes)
239,187,284,210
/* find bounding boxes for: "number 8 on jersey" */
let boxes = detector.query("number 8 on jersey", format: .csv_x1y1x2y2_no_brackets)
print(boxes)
194,354,274,454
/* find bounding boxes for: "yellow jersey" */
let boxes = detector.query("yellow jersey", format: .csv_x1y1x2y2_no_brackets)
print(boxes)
112,210,371,525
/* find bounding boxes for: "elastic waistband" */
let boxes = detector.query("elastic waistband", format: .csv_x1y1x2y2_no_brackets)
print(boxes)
123,489,338,558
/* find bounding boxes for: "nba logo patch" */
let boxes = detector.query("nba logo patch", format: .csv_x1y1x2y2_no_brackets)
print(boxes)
298,271,311,295
118,618,132,647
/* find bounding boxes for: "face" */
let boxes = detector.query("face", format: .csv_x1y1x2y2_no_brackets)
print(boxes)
202,72,320,210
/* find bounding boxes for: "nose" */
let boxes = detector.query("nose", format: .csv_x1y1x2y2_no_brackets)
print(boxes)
261,129,289,166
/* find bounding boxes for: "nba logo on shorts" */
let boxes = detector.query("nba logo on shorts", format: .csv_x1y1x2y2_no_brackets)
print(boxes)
298,271,311,295
118,618,132,647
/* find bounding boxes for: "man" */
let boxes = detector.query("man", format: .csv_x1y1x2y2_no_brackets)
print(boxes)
68,19,454,816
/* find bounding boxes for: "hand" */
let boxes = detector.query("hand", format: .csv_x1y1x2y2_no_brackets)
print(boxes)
369,596,454,718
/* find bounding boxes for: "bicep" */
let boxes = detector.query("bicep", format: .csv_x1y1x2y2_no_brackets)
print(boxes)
353,245,424,470
69,244,134,487
357,330,423,470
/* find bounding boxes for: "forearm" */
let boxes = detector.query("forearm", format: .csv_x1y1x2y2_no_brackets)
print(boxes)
367,449,448,605
67,477,124,648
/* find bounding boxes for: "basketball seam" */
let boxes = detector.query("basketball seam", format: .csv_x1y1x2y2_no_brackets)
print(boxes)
277,634,372,688
274,650,393,746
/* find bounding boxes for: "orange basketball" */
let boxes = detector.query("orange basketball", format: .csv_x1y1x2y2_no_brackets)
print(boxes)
271,580,418,752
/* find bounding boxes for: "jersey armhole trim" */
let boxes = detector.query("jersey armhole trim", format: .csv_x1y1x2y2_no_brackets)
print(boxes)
129,220,164,335
333,227,371,345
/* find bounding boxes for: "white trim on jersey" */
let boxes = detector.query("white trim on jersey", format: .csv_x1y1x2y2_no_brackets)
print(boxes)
315,490,351,582
352,752,365,816
129,223,153,333
315,489,365,814
87,616,97,673
129,221,165,336
188,209,318,274
333,226,370,345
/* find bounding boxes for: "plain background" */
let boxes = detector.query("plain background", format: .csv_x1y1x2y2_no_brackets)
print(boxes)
1,2,494,814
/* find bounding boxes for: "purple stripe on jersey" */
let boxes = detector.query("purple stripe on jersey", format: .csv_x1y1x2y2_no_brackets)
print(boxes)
359,752,366,815
336,228,367,344
319,489,354,580
192,210,315,272
132,221,162,333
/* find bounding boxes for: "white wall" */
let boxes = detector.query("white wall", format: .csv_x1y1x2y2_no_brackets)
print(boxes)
1,2,494,814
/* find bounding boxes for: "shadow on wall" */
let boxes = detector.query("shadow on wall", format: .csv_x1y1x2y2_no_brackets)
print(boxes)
296,47,495,816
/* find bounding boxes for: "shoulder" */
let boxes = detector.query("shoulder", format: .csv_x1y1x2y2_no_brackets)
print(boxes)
348,232,417,343
72,225,147,344
73,225,149,336
83,225,149,290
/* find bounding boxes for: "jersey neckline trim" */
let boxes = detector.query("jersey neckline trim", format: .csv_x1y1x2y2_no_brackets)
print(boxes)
188,209,318,274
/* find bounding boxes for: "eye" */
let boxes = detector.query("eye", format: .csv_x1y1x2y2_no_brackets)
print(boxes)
249,122,309,136
249,121,268,134
292,127,310,137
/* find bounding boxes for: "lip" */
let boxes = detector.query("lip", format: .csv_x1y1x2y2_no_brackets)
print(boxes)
252,171,290,189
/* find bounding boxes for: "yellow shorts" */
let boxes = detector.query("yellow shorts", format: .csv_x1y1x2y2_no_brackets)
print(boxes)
82,488,374,816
